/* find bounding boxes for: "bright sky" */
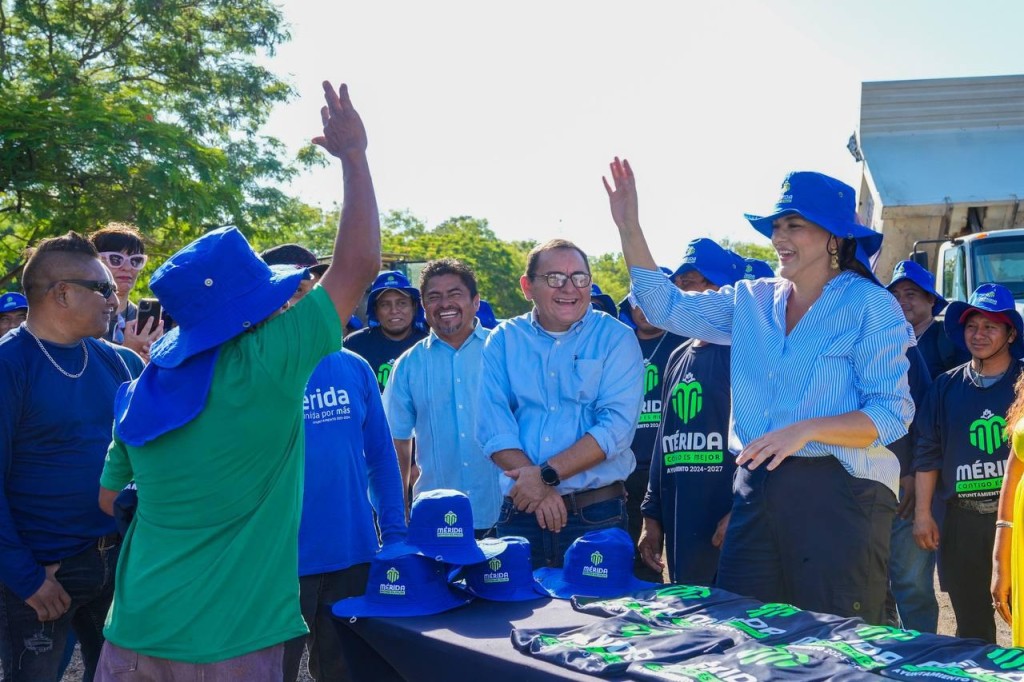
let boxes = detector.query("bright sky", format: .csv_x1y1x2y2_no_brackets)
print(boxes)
262,0,1024,264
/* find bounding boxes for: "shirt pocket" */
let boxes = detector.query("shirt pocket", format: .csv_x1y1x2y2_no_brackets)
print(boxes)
568,359,603,403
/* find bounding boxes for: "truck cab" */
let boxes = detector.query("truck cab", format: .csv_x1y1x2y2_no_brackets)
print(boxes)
924,228,1024,316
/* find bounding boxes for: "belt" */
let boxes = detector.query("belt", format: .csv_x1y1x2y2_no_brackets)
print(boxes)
951,497,999,515
504,481,626,515
97,532,121,551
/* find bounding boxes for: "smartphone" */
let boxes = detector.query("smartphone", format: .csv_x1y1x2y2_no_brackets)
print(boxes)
136,298,162,334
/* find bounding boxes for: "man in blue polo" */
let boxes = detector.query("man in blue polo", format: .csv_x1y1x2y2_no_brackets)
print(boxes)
477,238,643,569
344,271,427,393
913,283,1023,642
0,292,27,337
384,258,501,533
638,239,742,586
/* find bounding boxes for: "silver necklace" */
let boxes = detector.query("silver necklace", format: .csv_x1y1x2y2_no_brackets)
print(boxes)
24,326,88,379
642,332,668,365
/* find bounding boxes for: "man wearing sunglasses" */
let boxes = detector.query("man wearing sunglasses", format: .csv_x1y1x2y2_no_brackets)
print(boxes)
477,239,643,569
0,231,133,681
89,223,162,362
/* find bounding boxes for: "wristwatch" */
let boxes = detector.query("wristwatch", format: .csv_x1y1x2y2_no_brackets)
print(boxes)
540,463,561,487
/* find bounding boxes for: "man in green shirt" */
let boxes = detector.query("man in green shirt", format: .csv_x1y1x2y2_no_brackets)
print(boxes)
95,80,380,678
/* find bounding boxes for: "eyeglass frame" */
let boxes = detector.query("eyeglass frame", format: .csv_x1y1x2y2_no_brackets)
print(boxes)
532,271,592,289
99,251,149,270
48,279,117,300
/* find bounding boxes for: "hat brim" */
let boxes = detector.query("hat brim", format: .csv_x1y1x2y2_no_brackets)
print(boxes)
455,579,549,603
671,263,736,287
943,301,1024,358
406,538,507,566
330,586,473,618
149,267,308,368
532,567,657,600
887,274,948,316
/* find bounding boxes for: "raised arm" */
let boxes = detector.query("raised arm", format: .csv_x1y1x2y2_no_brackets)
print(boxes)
603,157,657,272
314,81,381,320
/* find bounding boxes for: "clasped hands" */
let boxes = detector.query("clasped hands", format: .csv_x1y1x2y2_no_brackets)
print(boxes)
506,465,568,532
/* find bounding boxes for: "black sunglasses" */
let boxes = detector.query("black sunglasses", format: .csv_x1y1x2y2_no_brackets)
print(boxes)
52,279,117,300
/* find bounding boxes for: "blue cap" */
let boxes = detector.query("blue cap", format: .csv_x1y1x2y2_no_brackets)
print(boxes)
888,260,947,316
405,489,506,565
744,172,882,279
533,528,657,599
738,257,774,281
943,283,1024,358
672,239,741,286
590,283,617,316
331,551,473,618
148,226,307,368
0,292,27,313
454,537,546,602
477,299,498,329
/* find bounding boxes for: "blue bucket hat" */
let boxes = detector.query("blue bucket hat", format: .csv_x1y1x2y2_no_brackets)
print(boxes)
366,271,424,328
672,239,741,287
405,489,505,565
888,260,947,316
745,172,883,278
453,537,546,602
0,291,27,313
331,551,473,618
477,299,498,329
943,283,1024,358
148,227,307,368
739,257,775,281
533,528,657,600
590,284,617,316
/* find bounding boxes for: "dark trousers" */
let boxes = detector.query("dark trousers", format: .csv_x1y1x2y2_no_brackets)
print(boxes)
283,563,370,682
940,504,997,642
0,540,119,682
496,495,627,569
625,465,663,583
716,457,895,624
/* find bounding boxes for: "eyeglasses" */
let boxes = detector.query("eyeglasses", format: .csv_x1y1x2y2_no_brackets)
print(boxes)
52,280,117,299
99,252,148,270
534,271,592,289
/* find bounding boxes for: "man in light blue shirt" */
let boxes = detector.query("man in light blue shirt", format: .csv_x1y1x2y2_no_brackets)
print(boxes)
384,258,501,532
476,239,643,568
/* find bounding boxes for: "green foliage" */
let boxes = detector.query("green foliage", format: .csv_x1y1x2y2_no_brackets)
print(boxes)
589,252,630,304
0,0,317,285
719,238,779,271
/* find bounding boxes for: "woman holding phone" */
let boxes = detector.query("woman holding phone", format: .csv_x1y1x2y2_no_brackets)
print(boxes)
605,158,913,624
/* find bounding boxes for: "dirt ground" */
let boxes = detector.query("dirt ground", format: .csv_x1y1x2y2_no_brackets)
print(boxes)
56,577,1011,681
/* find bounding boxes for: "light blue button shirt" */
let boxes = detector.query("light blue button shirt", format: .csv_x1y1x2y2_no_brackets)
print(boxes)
630,267,915,496
383,323,501,528
476,308,643,496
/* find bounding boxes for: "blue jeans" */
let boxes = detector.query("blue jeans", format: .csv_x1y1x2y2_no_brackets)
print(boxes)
495,495,628,569
0,539,119,682
889,514,938,632
283,563,370,682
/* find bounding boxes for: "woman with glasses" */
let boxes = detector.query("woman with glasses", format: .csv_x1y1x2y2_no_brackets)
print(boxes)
89,223,161,362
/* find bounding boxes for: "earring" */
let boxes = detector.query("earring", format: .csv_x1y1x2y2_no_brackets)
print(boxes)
829,249,839,270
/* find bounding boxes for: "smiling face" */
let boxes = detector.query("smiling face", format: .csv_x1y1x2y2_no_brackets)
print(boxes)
889,280,936,330
423,273,479,347
99,249,145,305
963,312,1016,364
0,309,26,336
520,248,591,332
771,214,832,283
375,289,415,339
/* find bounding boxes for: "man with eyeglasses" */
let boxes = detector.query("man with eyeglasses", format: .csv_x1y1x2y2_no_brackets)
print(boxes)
0,231,133,681
477,238,643,569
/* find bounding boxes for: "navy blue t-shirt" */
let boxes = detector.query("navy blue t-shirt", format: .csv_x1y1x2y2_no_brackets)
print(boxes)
641,340,734,585
0,327,129,598
918,320,970,381
913,361,1023,503
631,332,688,468
342,325,427,393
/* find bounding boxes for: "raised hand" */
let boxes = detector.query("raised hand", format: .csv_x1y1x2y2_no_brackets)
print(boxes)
602,157,640,231
312,81,368,159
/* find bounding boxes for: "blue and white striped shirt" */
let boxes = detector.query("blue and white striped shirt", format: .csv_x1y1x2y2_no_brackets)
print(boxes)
630,267,915,495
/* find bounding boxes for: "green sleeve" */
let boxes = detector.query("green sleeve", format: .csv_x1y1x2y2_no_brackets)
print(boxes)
100,434,134,491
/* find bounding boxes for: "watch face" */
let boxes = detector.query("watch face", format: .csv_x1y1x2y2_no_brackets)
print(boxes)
542,466,559,486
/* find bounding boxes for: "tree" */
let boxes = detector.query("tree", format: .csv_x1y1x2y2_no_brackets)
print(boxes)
589,252,630,305
0,0,317,285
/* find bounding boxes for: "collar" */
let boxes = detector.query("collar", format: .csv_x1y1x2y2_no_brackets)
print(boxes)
424,320,488,350
527,307,591,337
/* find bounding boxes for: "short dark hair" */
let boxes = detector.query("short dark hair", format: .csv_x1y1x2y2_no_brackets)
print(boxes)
419,258,478,298
524,239,590,279
22,231,101,303
89,222,145,255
